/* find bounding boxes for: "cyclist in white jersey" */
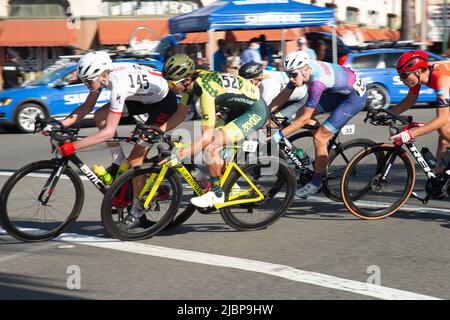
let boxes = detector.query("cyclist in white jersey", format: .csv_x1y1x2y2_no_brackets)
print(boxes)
45,51,189,228
238,62,308,122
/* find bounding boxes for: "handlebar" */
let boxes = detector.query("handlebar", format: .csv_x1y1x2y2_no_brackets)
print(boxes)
364,108,414,135
268,112,320,131
34,116,80,143
364,108,411,126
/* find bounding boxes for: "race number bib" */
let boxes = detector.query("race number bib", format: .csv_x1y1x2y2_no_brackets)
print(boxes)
220,74,239,94
341,124,355,135
352,75,366,97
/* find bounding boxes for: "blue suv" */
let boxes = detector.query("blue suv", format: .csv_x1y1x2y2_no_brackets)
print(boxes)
340,48,448,109
0,57,163,133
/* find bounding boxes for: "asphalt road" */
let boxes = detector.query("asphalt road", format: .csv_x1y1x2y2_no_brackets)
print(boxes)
0,109,449,302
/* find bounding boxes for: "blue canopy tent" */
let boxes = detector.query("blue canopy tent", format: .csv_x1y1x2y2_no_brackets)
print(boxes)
169,0,337,69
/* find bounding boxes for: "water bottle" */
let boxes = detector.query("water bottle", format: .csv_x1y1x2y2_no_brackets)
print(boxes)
295,147,310,166
93,164,113,185
421,147,436,168
116,161,130,179
191,167,209,190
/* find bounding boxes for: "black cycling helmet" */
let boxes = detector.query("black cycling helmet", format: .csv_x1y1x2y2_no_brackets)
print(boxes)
238,62,263,79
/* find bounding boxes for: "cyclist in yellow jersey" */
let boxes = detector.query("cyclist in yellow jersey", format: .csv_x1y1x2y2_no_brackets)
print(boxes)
160,54,268,207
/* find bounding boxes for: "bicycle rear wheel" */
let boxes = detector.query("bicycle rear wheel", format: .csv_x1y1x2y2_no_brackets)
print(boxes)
0,160,84,242
101,163,182,240
323,138,377,202
341,144,415,220
220,157,296,230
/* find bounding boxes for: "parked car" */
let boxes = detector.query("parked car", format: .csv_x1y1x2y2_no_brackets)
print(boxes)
0,57,163,133
340,48,448,109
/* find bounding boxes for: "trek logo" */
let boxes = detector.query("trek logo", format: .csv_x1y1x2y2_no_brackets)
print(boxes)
242,114,262,132
283,145,303,168
79,164,104,188
244,13,301,25
407,144,436,179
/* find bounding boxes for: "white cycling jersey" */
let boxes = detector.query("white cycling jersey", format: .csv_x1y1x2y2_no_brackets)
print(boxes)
259,71,307,105
106,63,169,114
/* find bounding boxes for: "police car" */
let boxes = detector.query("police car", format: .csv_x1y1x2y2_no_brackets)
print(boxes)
0,57,163,133
340,48,448,109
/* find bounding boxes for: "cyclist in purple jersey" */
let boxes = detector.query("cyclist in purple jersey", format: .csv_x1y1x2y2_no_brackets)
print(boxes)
269,51,367,199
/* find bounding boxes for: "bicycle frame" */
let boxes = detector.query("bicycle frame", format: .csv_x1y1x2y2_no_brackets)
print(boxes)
379,120,438,182
269,116,342,171
38,154,108,207
137,145,265,210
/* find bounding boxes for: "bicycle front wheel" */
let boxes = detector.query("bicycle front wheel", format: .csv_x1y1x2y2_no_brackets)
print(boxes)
220,157,296,230
341,144,415,220
0,160,84,242
101,163,182,240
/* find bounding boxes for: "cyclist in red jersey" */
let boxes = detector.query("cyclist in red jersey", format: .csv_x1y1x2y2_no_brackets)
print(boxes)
388,50,450,172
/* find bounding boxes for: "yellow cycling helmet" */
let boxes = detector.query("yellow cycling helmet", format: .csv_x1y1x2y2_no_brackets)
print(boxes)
163,54,195,81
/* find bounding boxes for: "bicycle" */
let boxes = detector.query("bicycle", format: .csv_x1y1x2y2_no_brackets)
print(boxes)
268,113,377,202
340,108,450,220
162,113,377,230
100,127,297,240
0,118,179,242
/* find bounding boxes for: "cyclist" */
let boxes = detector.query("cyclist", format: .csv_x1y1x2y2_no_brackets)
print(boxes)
387,50,450,172
269,51,368,198
45,51,189,228
161,54,267,208
238,61,308,120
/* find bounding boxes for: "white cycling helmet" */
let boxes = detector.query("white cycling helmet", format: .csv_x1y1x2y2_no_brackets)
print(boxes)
77,51,112,81
283,51,310,71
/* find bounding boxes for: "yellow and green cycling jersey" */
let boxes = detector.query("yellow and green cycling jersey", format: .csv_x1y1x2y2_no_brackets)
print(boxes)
180,70,267,142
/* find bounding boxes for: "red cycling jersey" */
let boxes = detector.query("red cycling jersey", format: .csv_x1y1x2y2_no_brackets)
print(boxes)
409,61,450,107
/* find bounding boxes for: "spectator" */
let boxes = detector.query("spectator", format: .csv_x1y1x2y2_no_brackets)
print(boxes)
259,34,274,69
240,37,263,65
297,37,317,60
314,40,327,61
155,33,186,62
226,56,241,75
196,57,209,70
2,51,24,90
213,39,227,72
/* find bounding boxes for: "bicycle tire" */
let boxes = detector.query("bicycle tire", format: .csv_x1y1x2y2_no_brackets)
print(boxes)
323,138,377,202
101,163,182,240
341,144,415,220
288,132,379,202
0,160,84,242
219,157,296,230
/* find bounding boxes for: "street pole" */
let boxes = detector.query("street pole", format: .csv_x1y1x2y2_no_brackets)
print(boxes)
444,0,449,55
421,0,427,50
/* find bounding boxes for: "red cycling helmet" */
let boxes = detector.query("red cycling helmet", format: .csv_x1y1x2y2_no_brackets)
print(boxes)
396,50,429,73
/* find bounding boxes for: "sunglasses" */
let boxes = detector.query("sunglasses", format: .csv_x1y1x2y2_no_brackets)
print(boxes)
398,71,413,79
286,71,300,79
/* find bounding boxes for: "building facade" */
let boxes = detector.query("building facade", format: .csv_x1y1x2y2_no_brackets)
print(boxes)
0,0,203,76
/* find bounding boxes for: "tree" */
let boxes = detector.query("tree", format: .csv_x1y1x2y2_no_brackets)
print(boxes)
400,0,414,40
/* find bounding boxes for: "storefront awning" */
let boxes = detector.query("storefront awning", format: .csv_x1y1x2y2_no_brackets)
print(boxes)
98,19,210,45
0,20,77,46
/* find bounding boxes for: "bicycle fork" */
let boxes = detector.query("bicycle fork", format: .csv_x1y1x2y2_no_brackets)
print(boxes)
38,162,67,206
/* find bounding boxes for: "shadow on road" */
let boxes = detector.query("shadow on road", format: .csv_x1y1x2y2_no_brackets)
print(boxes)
0,272,87,300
